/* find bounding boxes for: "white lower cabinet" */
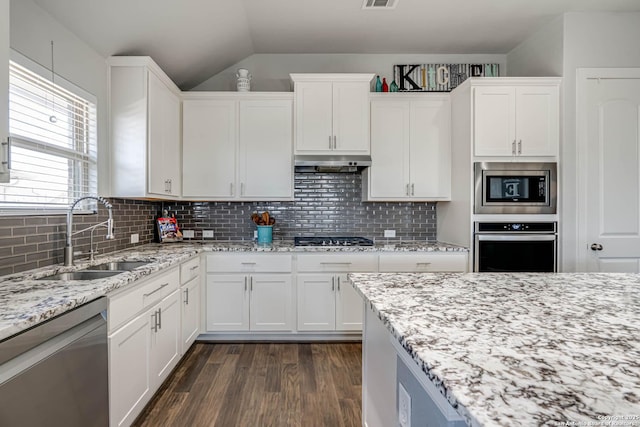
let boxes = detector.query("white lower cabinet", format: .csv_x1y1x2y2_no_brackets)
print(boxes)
378,252,468,273
180,257,201,353
205,253,293,332
296,253,378,332
108,262,192,427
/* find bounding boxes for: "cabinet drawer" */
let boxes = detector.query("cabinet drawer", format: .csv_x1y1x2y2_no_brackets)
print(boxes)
206,253,292,273
109,268,180,331
180,256,200,284
378,253,467,272
296,253,378,272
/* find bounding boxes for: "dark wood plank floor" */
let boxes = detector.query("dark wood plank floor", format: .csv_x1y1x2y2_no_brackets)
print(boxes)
133,342,363,427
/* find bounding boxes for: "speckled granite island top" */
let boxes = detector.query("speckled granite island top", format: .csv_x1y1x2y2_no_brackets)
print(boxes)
0,241,465,343
348,272,640,427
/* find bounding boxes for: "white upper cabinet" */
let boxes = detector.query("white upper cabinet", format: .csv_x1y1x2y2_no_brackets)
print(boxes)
364,94,451,201
291,74,374,154
182,94,293,201
0,0,9,183
108,57,182,198
473,80,560,158
182,99,237,198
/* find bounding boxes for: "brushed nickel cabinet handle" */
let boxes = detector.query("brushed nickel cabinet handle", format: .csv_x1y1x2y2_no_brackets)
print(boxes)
512,140,516,155
144,283,169,297
185,288,189,305
517,140,522,155
329,135,332,149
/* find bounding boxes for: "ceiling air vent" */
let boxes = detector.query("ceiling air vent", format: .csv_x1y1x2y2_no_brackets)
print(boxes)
362,0,398,10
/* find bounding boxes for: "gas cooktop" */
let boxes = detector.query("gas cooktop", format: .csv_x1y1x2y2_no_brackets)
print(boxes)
294,236,374,247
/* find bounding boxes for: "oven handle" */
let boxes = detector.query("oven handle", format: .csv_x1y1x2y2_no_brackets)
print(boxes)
476,234,557,241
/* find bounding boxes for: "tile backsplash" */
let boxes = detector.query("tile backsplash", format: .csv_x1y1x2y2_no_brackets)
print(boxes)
0,199,157,276
1,173,437,275
166,172,437,242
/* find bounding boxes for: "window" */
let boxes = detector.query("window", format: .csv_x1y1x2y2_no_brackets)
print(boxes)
0,60,97,213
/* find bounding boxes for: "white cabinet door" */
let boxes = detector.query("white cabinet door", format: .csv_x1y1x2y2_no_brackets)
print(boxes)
515,85,559,156
332,82,370,153
295,81,333,153
148,71,181,196
0,0,8,183
335,274,363,331
473,86,516,157
109,312,152,427
182,99,237,198
181,277,201,353
150,290,181,387
239,100,293,199
410,98,451,199
297,274,336,331
368,100,410,198
473,84,559,158
366,96,451,201
293,75,372,154
249,274,293,331
206,274,249,331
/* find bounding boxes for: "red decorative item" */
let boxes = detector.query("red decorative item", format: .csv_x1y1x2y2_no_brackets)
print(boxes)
382,77,389,92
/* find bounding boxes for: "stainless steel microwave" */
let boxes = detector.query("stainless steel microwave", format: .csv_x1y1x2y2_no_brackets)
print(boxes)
474,162,557,214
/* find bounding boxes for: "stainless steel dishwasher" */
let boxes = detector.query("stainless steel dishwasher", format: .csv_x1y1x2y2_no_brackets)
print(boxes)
0,297,108,427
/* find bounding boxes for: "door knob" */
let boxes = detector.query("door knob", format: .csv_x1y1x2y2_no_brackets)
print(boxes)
590,243,603,251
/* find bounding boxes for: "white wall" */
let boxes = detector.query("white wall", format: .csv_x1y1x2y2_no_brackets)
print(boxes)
506,15,563,77
192,53,507,92
561,12,640,271
9,0,110,194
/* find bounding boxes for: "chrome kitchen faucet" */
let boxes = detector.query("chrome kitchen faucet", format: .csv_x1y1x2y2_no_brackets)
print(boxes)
64,196,115,266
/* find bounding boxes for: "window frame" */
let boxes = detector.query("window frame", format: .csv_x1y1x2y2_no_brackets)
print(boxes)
1,50,99,216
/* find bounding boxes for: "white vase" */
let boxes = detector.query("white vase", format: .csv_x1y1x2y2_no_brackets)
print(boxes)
236,68,251,92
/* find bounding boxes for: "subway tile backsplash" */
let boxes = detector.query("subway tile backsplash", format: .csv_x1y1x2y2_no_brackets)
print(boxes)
1,172,437,275
166,172,437,242
0,199,157,276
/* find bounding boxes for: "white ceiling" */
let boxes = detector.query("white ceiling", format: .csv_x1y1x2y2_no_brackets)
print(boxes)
33,0,640,90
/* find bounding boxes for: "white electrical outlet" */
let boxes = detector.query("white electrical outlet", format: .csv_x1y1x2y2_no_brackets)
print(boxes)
398,382,411,427
253,230,258,239
203,230,214,238
130,233,139,244
384,229,396,238
182,229,195,239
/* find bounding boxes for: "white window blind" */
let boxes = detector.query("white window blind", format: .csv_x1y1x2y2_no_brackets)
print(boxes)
0,60,97,213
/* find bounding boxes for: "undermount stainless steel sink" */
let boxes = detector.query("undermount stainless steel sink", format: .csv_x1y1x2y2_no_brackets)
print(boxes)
85,261,151,271
37,270,123,281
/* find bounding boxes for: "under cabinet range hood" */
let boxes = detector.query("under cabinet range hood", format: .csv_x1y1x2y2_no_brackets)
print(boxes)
294,154,372,173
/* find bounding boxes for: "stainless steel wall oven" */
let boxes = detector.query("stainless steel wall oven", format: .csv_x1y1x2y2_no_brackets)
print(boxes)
474,162,557,214
474,222,557,272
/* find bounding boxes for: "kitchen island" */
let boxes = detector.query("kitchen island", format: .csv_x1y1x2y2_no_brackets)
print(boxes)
349,272,640,427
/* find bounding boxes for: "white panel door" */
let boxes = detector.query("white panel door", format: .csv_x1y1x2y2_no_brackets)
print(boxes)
109,312,151,427
181,278,200,354
206,274,249,331
148,72,180,196
295,82,333,153
249,274,293,331
369,100,410,198
583,73,640,272
515,86,559,156
332,81,371,153
410,98,451,198
182,99,237,198
239,100,293,199
297,274,336,331
151,290,181,387
473,86,515,156
335,274,363,331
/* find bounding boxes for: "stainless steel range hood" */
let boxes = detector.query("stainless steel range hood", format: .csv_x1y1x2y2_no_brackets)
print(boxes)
294,154,372,173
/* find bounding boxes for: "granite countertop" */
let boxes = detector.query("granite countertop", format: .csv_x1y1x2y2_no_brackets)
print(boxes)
0,240,466,343
348,272,640,427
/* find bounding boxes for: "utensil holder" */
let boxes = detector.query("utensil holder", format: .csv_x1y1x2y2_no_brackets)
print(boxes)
256,225,272,244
